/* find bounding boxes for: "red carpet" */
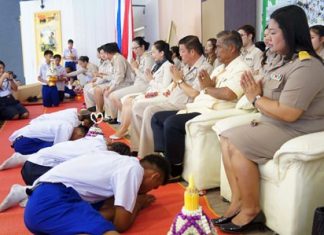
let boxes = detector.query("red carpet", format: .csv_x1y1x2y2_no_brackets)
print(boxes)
0,101,227,235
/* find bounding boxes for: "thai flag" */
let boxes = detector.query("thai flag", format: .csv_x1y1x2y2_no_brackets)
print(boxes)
115,0,134,61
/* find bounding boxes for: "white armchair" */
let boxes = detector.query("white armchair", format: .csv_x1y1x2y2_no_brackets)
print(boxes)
182,106,256,190
213,114,324,235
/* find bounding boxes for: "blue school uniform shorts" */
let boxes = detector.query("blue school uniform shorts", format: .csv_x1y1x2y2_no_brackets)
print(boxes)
24,183,115,235
42,85,59,107
13,136,53,155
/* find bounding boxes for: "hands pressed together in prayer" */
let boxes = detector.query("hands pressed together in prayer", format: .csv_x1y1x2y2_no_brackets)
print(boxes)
240,71,262,103
198,69,215,89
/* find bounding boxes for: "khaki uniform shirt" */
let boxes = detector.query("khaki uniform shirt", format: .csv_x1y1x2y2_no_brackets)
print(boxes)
110,53,134,91
134,52,155,85
241,44,263,73
167,55,213,108
261,53,324,133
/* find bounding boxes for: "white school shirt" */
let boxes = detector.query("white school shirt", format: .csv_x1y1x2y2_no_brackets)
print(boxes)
9,120,74,144
56,65,67,91
39,63,51,85
63,48,78,62
28,135,107,167
29,108,80,127
0,78,12,97
38,151,144,213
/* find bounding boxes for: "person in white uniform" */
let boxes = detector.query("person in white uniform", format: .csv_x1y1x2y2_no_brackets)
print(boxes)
9,120,87,155
24,153,170,234
29,108,93,128
238,24,263,74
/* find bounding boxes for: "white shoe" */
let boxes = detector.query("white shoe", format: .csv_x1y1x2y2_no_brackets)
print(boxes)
0,184,28,212
109,132,128,140
0,152,29,170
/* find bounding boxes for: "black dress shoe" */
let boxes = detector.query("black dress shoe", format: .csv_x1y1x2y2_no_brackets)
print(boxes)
104,118,119,124
211,211,239,226
220,211,266,233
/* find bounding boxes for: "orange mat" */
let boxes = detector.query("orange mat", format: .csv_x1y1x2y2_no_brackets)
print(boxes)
0,102,228,235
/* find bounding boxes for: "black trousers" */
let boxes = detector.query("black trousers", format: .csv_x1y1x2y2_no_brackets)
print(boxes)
21,161,52,186
151,111,201,165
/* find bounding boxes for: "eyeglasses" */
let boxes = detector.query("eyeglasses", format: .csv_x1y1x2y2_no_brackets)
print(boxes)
240,33,247,37
132,46,140,50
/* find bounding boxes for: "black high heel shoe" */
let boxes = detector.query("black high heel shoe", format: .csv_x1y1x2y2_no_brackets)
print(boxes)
219,211,266,233
211,211,239,226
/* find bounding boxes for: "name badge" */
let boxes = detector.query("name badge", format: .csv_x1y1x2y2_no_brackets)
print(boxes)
270,74,283,81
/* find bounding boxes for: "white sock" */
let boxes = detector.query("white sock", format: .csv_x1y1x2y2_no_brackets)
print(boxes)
0,152,30,170
19,198,28,208
0,184,28,212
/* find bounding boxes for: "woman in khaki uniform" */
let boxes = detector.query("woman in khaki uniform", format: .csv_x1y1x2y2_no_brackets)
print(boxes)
214,5,324,233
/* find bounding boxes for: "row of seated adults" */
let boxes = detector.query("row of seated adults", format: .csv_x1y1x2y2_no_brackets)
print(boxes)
81,5,323,235
0,60,29,121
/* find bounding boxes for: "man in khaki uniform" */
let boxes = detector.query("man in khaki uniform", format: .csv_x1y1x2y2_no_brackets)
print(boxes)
93,43,133,114
238,25,263,74
130,35,213,157
83,47,113,110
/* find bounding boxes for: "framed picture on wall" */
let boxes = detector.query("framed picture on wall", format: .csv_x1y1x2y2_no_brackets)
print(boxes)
34,11,62,67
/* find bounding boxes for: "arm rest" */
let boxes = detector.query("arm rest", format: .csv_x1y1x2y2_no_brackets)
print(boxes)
274,131,324,163
212,112,261,137
185,109,251,137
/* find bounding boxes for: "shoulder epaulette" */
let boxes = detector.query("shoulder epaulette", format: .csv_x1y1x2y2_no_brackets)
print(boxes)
298,51,311,61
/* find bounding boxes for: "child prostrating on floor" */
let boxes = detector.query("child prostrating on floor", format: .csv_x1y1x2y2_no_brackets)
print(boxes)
24,153,170,234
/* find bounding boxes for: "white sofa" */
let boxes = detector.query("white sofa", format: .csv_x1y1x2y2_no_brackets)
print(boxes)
182,104,256,190
213,113,324,235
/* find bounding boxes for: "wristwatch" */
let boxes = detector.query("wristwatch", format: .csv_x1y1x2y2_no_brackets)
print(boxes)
252,95,262,107
177,79,184,86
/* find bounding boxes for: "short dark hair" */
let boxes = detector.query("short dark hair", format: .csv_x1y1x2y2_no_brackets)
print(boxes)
153,40,173,63
97,46,103,53
178,35,204,55
0,60,5,67
53,54,61,60
76,125,89,136
102,43,120,54
238,24,256,42
68,39,74,44
78,56,89,63
310,25,324,37
271,5,322,62
108,142,131,156
133,37,150,50
44,50,53,56
217,30,243,52
140,154,170,185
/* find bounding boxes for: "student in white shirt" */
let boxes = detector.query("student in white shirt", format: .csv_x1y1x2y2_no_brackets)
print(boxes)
9,120,87,155
53,54,67,102
63,39,78,72
29,108,92,128
0,138,130,212
238,25,263,74
24,153,170,234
